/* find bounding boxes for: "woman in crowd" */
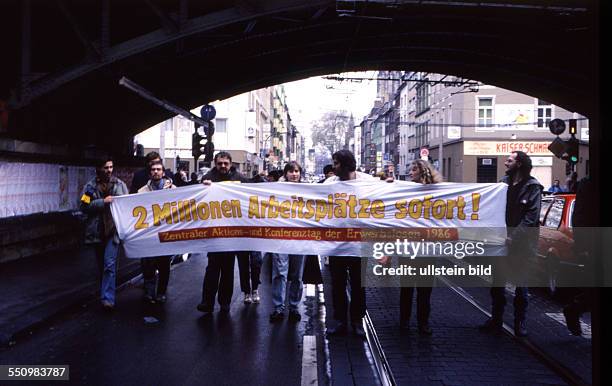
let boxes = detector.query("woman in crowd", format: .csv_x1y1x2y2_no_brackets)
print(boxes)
269,162,306,322
400,159,442,335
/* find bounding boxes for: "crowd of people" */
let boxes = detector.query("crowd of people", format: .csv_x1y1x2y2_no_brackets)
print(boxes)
79,148,588,338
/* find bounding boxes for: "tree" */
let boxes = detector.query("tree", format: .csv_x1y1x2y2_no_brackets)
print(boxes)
310,110,351,155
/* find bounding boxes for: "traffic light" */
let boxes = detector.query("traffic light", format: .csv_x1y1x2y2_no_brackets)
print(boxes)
192,131,205,159
568,119,577,135
565,136,579,164
203,141,214,162
192,104,216,165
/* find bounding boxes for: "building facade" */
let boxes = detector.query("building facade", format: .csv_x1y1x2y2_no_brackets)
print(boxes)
360,72,589,186
135,85,301,176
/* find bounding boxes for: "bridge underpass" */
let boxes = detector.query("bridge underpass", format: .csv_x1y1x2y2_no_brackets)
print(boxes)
0,1,604,384
0,0,599,153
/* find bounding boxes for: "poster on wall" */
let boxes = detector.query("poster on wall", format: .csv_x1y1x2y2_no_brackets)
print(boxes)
494,104,534,130
0,162,96,218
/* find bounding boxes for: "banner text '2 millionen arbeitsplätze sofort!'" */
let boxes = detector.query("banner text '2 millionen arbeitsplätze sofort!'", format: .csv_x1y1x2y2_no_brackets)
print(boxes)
110,180,508,258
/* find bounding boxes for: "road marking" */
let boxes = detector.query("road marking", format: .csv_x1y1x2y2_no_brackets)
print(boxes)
545,313,591,339
301,335,318,386
306,284,315,297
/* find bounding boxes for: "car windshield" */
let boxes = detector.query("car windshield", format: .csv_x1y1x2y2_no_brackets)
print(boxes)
544,198,565,229
540,198,553,225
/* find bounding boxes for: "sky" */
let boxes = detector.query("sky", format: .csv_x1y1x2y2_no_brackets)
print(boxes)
283,71,378,148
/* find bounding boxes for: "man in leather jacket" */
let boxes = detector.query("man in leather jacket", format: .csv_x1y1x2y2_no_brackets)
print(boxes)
479,151,542,337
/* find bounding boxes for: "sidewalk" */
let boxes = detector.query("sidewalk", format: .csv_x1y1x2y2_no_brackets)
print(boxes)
0,246,141,346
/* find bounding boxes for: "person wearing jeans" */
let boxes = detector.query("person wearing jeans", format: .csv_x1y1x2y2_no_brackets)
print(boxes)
269,161,306,323
79,157,128,310
269,253,305,322
238,251,263,303
99,237,119,306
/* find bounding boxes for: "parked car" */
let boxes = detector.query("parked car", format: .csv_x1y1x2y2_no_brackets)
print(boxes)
533,193,583,296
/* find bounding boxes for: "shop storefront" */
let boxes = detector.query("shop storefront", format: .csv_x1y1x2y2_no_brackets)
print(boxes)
428,140,589,186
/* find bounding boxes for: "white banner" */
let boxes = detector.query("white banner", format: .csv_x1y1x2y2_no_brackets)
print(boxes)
110,181,508,258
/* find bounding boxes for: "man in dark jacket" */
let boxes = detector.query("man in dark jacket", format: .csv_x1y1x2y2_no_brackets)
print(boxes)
79,157,128,310
480,151,542,337
130,151,174,193
172,166,189,187
318,164,334,183
196,151,250,315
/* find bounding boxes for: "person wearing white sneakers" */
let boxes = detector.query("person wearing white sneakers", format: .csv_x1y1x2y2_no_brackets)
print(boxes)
238,251,262,304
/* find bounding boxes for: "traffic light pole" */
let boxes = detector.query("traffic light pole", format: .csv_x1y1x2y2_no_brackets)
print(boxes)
118,77,211,129
118,76,214,174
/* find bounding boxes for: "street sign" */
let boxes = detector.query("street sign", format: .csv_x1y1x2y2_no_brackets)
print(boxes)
420,148,429,157
547,137,567,159
200,104,217,121
548,118,565,136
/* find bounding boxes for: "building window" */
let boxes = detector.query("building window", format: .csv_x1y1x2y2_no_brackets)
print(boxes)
537,99,552,129
216,118,227,133
478,97,493,127
416,121,429,148
416,83,430,115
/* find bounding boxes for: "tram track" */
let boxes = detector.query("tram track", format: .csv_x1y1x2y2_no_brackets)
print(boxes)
360,274,590,386
438,276,589,386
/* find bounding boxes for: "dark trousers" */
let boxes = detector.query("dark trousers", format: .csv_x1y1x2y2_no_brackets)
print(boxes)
490,261,528,321
201,252,236,309
329,256,366,324
400,286,433,326
398,258,434,326
141,256,171,297
490,251,530,321
237,251,262,293
490,286,528,322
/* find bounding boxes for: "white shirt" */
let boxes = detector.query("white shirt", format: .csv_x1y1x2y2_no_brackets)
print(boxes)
323,171,377,183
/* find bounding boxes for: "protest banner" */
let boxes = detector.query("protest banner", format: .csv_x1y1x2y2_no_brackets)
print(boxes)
110,180,507,258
